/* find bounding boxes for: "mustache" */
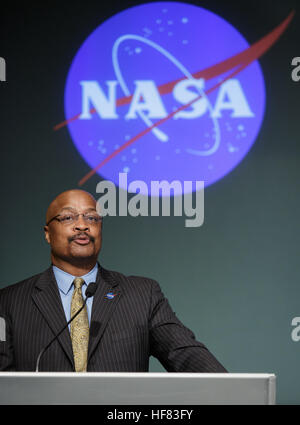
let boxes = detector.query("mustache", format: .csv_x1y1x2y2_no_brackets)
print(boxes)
68,232,95,243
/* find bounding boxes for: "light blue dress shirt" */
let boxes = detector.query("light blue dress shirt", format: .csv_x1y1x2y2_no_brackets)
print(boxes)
52,263,98,328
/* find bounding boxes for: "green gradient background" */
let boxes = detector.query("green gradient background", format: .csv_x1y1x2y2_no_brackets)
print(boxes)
1,0,300,404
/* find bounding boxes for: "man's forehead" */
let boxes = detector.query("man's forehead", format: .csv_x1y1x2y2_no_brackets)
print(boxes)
56,191,95,207
46,190,96,220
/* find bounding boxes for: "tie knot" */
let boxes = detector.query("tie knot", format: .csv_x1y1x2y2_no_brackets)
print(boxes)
73,277,85,289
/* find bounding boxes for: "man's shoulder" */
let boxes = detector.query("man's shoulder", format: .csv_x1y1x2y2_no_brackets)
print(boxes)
0,268,50,299
100,266,160,289
100,267,164,306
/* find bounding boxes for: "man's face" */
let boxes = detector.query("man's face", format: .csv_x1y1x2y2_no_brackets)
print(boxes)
44,190,102,265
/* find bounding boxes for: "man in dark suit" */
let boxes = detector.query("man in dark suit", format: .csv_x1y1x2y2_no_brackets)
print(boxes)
0,189,226,372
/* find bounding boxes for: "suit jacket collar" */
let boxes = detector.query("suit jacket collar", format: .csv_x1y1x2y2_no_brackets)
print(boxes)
32,266,75,369
88,265,122,362
31,264,122,369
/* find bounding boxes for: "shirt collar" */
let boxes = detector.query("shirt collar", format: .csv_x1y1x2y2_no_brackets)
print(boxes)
53,263,98,295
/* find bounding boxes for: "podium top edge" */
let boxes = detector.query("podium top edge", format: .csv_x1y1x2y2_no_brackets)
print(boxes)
0,372,276,379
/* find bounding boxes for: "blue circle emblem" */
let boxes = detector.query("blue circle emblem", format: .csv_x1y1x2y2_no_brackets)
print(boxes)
64,2,265,193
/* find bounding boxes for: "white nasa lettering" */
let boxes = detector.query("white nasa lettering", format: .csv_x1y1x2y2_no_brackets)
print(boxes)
173,78,207,119
80,78,254,120
79,80,119,119
212,79,254,118
125,80,168,119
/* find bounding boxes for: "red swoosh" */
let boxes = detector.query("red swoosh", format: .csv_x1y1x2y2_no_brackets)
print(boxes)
54,11,294,186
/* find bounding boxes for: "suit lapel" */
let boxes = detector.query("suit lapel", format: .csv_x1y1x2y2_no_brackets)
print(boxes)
31,267,74,369
88,266,122,361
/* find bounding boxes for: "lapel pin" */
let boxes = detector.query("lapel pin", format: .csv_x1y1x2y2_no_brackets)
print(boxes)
105,291,117,300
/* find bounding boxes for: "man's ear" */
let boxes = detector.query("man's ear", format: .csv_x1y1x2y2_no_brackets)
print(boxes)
44,225,51,244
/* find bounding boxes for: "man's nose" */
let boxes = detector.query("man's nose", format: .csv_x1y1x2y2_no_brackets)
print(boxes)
74,215,89,231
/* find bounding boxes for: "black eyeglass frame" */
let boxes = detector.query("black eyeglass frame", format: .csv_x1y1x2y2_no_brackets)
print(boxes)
46,212,103,226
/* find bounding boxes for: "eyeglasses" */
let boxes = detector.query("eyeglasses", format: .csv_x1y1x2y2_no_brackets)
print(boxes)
46,212,103,226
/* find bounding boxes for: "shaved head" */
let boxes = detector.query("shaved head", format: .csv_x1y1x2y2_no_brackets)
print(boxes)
44,189,102,276
46,189,97,225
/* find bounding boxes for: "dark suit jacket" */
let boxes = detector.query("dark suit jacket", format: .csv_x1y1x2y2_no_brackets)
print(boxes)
0,265,227,372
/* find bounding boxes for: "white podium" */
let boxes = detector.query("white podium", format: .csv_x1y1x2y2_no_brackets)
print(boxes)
0,372,276,405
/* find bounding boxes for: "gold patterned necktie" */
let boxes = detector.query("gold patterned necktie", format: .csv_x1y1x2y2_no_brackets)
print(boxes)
70,277,89,372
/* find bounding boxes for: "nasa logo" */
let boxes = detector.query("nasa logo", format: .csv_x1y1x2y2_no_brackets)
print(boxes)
62,2,292,194
105,292,117,300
